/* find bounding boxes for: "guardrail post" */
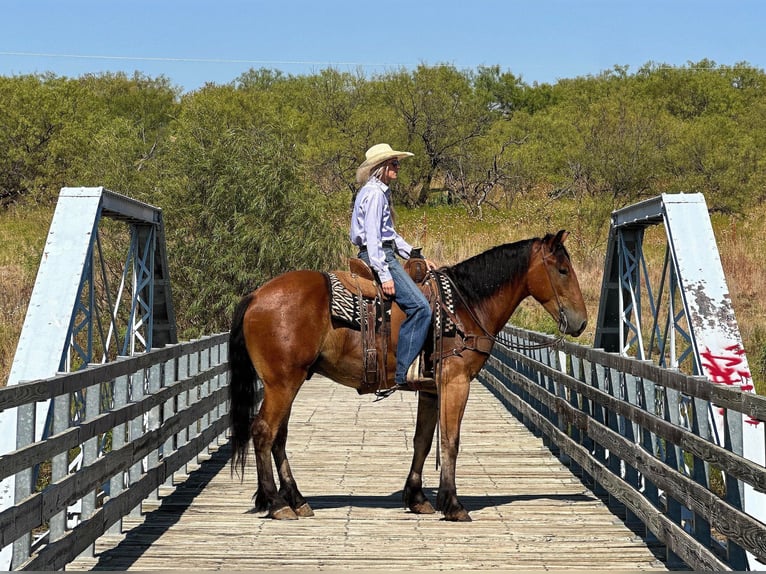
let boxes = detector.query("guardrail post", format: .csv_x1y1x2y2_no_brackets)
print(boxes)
604,365,626,517
660,383,685,568
723,409,748,569
77,375,102,559
621,371,641,529
589,361,608,497
129,366,146,517
49,391,70,542
162,352,177,488
565,353,584,477
637,370,660,544
147,360,162,501
214,340,228,445
187,347,200,468
200,343,211,455
107,368,129,535
11,402,36,569
178,350,191,477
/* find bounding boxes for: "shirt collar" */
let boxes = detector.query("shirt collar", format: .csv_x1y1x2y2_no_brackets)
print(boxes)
369,176,390,193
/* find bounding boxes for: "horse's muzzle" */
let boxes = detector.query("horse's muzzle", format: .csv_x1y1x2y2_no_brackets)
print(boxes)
559,308,587,337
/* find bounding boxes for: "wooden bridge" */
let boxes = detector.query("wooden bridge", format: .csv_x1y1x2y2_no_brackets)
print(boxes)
68,376,667,571
3,326,765,571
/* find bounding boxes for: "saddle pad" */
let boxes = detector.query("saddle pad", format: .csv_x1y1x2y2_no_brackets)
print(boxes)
328,270,458,336
328,272,367,329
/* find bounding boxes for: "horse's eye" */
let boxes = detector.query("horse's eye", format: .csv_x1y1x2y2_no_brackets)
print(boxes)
559,267,569,276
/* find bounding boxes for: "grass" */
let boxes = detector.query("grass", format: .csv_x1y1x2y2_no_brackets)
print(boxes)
2,195,765,395
0,204,53,385
398,197,766,395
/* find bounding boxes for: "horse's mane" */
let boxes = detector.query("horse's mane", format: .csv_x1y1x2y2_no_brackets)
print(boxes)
441,238,536,307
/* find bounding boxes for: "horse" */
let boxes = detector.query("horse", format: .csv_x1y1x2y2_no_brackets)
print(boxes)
228,229,587,522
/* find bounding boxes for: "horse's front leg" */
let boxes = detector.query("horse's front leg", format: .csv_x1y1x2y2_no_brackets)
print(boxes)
404,391,438,514
436,374,472,522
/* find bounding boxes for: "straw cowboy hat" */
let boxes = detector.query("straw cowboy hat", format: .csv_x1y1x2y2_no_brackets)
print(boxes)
356,143,414,184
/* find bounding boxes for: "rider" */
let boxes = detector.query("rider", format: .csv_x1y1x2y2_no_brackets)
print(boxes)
350,143,432,393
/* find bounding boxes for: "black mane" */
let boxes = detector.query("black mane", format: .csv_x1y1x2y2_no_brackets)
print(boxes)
442,238,536,307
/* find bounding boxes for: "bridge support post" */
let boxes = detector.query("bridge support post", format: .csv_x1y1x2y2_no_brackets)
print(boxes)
594,192,765,570
0,187,178,570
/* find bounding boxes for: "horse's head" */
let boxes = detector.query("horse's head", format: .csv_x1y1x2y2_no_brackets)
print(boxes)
528,230,588,337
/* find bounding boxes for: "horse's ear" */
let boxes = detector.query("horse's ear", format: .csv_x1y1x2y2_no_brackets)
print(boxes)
554,229,569,245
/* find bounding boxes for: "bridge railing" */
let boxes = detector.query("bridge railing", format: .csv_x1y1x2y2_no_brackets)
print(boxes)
0,333,236,571
478,325,766,572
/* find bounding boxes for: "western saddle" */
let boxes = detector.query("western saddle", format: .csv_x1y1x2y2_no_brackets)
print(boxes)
331,256,435,395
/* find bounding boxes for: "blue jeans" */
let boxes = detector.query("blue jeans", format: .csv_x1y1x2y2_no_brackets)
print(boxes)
360,247,432,384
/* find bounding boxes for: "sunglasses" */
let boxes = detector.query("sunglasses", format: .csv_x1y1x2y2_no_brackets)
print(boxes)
390,160,400,168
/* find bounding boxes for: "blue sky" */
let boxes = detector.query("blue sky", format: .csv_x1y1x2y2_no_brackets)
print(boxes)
1,0,764,93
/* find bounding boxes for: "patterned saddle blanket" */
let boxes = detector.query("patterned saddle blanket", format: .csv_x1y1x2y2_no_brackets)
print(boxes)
326,270,456,336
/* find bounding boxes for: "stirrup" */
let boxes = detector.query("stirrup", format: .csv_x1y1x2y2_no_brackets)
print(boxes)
373,386,398,401
373,382,406,401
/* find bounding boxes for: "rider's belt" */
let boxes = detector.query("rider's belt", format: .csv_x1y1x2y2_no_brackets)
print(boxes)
359,240,394,252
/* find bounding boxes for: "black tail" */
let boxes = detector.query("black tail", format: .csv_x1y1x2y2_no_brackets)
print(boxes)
229,292,257,477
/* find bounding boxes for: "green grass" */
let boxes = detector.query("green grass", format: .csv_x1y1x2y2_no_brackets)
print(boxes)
0,204,52,269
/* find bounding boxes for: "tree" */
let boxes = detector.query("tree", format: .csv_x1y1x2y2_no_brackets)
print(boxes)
380,65,494,206
73,72,180,197
157,85,348,335
0,74,82,206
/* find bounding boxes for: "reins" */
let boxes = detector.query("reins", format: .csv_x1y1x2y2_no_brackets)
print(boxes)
430,241,568,354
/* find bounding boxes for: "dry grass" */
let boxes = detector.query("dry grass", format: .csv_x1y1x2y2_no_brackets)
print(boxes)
400,198,766,394
0,204,52,386
2,197,766,395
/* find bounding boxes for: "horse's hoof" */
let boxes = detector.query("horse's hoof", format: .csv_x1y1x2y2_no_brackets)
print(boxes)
295,502,315,517
444,509,472,522
410,501,436,514
270,506,299,520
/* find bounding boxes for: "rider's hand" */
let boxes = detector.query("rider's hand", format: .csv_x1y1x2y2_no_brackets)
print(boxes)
381,279,395,297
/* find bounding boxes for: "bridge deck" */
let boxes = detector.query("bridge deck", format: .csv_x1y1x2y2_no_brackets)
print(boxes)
69,377,669,571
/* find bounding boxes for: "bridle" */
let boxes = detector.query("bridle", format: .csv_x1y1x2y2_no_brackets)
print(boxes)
539,242,570,336
432,240,568,353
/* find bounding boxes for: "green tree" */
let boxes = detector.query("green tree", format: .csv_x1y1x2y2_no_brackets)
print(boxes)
664,114,762,213
0,74,83,205
73,72,180,196
159,85,348,335
380,65,494,206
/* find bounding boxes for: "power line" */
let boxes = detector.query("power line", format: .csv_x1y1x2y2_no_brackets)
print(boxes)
0,50,391,68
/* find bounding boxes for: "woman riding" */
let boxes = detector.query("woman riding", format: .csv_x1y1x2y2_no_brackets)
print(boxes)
350,143,432,394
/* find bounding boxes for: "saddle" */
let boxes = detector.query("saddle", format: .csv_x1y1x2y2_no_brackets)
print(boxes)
329,257,436,395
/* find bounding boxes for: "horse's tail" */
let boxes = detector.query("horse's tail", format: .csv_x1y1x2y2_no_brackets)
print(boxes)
228,292,257,477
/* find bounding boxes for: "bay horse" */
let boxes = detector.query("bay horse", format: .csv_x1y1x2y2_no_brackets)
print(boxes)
228,230,587,522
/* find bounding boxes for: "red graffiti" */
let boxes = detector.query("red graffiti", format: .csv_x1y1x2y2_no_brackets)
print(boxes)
700,344,752,388
701,343,760,426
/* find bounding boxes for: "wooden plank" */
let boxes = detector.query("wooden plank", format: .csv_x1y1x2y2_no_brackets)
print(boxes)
494,346,766,493
482,369,731,572
68,377,668,571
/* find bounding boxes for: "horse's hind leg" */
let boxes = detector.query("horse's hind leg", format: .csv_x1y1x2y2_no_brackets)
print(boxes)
404,391,438,514
272,409,314,517
252,376,304,520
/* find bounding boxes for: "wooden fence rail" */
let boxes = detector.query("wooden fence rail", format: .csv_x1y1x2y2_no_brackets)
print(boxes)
477,325,766,572
3,324,766,571
0,333,236,571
